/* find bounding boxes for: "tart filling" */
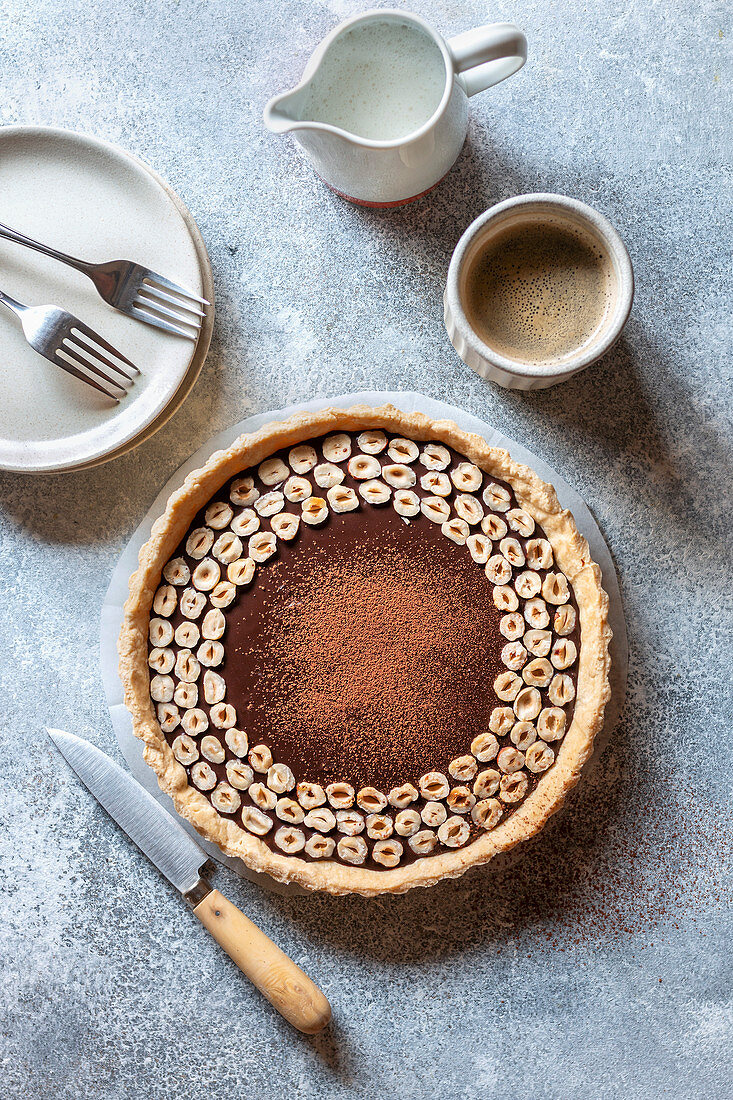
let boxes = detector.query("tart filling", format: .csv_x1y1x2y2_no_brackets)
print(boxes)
145,429,581,869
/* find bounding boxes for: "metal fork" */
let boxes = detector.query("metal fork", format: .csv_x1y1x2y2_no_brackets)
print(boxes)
0,220,208,340
0,289,138,402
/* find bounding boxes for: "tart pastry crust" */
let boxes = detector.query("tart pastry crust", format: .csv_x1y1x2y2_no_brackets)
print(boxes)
119,404,611,896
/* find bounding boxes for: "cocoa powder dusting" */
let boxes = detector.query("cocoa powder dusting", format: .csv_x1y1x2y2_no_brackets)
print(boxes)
231,521,505,790
473,763,732,951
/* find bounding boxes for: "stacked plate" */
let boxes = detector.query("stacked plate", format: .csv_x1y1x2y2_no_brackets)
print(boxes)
0,127,214,473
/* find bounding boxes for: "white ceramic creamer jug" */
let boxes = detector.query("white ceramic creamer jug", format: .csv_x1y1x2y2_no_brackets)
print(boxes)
264,9,527,207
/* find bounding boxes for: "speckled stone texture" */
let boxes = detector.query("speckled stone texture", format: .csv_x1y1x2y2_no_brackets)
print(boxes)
0,1,731,1097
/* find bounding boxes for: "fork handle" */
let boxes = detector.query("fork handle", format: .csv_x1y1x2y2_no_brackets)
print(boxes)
0,220,95,276
0,288,26,320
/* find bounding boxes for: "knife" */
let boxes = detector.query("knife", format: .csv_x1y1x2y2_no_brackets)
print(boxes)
46,728,331,1034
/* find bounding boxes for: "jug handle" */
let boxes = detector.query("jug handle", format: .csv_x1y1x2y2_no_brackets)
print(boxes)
447,23,527,97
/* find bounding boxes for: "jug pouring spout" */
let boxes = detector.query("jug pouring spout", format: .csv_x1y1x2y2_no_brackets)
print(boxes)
263,87,314,134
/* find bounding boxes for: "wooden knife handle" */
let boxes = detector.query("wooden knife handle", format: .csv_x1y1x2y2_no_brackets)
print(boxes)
190,885,331,1034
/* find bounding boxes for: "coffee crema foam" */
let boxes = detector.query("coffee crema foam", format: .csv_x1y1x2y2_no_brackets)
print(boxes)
463,221,616,365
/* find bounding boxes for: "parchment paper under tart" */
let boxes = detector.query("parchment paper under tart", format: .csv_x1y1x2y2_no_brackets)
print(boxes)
119,404,612,896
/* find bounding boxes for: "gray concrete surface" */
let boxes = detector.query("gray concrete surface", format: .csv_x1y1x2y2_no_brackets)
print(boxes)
0,1,730,1097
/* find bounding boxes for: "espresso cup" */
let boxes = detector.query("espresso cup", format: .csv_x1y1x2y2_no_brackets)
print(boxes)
444,194,634,389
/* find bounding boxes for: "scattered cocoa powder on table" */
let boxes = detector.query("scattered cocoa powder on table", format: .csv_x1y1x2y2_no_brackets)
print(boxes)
479,768,731,951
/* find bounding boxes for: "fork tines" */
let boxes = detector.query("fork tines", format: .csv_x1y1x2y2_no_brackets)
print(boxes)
132,275,208,339
56,325,138,402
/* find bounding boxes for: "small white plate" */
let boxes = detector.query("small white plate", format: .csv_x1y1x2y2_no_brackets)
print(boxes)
0,126,213,473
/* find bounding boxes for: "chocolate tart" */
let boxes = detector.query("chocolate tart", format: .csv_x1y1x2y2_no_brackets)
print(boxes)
119,405,611,895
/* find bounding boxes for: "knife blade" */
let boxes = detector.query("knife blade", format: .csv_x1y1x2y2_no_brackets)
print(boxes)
47,727,331,1034
47,726,205,894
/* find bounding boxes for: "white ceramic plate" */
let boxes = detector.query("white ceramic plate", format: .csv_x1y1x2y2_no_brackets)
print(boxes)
0,126,213,473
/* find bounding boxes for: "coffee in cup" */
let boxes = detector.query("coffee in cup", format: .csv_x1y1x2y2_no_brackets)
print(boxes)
463,221,616,366
444,195,634,389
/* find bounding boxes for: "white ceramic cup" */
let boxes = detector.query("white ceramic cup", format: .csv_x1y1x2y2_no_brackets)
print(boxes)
444,193,635,390
264,9,527,207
